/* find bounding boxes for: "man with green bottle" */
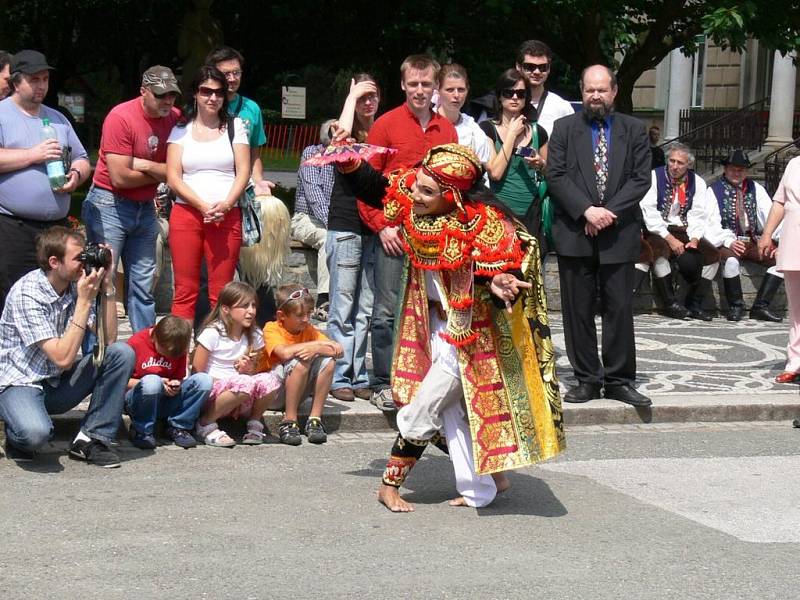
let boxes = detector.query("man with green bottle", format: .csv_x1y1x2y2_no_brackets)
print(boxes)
0,49,90,314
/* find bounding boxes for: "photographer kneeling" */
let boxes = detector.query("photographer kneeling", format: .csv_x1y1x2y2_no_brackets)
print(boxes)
0,226,135,467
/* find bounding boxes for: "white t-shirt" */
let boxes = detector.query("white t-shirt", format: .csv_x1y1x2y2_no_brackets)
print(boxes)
532,90,574,137
196,324,265,379
455,113,492,187
167,118,248,204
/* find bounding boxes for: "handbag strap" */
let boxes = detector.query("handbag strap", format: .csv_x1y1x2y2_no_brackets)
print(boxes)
226,117,239,179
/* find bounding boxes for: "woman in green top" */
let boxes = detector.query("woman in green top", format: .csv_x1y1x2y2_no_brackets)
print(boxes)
480,69,549,248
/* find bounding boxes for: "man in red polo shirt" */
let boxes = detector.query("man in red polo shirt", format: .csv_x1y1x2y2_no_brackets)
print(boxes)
358,55,457,410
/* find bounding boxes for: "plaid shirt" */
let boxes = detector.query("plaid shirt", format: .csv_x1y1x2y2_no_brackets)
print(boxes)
294,144,335,225
0,269,95,390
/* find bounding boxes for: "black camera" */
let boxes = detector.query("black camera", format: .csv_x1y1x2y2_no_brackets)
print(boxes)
78,243,112,275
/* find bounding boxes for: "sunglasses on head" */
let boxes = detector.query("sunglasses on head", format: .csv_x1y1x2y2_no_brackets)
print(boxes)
501,88,527,99
198,86,225,98
277,288,310,311
521,62,550,74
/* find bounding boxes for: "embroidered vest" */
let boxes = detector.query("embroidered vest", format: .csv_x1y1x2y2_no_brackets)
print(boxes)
710,177,761,237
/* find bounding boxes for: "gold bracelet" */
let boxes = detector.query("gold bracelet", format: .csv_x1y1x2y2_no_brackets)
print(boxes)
70,320,86,331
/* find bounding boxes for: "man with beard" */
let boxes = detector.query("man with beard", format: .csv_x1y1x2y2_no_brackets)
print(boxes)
547,65,652,406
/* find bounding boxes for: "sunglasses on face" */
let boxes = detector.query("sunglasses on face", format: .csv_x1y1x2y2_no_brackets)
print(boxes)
222,70,242,79
198,86,225,98
521,62,550,74
501,88,527,99
153,91,178,100
277,288,310,311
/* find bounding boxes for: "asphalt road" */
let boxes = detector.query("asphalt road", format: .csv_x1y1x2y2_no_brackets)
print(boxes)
2,422,799,599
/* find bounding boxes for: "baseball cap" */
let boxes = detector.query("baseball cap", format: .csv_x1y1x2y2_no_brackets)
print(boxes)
141,65,181,95
11,50,54,74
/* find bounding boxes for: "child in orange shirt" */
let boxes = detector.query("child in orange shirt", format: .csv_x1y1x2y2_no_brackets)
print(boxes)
260,284,343,445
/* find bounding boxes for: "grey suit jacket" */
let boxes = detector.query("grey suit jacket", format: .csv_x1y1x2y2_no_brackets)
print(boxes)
546,111,651,263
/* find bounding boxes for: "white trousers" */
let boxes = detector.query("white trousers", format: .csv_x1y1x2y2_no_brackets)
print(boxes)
396,360,497,507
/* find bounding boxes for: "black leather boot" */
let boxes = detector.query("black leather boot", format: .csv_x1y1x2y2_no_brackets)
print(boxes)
652,274,688,319
685,278,713,321
723,276,746,321
750,273,784,322
632,268,649,295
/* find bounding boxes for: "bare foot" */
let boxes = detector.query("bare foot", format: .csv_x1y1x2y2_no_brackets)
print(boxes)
492,472,511,494
448,496,470,507
377,484,414,512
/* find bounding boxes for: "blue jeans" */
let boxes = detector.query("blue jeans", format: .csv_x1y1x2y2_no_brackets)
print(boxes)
369,239,405,390
0,342,135,451
81,185,159,333
325,230,374,391
125,373,212,435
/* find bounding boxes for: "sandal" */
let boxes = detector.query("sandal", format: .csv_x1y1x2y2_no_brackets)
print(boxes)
311,302,329,322
242,430,266,445
202,428,236,448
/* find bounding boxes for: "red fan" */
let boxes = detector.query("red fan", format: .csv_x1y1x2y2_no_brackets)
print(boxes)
301,141,397,167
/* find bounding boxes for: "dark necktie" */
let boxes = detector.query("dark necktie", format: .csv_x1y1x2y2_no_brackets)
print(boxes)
594,121,608,202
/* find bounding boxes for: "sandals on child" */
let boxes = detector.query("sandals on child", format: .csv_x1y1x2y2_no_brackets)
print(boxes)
242,430,267,445
203,428,236,448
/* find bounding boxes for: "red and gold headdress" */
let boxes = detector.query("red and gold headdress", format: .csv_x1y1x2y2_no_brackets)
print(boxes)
419,144,483,212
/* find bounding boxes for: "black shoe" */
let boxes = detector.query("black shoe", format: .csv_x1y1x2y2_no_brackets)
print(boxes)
69,439,121,468
166,426,198,449
686,307,713,322
663,302,689,320
129,426,157,450
564,382,601,403
4,441,34,462
278,420,302,446
727,305,745,321
603,384,652,407
749,306,783,322
304,417,328,444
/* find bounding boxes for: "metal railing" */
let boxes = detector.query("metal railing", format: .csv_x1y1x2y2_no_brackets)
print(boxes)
263,122,320,160
662,98,770,173
762,137,800,196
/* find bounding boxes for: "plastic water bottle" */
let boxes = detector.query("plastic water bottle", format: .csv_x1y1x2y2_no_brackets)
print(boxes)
41,118,65,189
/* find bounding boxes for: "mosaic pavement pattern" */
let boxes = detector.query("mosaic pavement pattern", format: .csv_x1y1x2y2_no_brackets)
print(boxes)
549,314,792,396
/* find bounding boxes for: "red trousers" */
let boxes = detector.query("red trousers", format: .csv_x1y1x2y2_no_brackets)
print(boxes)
168,203,242,319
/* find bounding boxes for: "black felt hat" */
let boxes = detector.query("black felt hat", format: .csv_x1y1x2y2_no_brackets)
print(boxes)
720,149,751,168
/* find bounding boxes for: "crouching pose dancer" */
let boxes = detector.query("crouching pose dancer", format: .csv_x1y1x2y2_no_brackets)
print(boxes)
339,144,565,511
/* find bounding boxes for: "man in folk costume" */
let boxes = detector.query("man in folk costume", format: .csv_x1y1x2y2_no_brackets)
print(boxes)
339,143,565,512
638,142,720,320
705,149,784,322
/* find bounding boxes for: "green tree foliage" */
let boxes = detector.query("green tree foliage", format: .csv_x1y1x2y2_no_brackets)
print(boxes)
2,0,799,144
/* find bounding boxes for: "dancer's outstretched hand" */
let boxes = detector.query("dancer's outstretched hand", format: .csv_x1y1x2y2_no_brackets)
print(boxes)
489,273,532,313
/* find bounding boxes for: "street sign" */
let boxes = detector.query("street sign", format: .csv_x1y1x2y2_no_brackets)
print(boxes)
281,86,306,119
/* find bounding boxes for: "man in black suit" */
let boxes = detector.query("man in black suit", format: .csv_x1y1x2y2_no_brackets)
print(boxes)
547,65,652,406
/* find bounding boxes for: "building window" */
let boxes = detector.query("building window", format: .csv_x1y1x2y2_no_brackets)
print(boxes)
692,35,707,107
